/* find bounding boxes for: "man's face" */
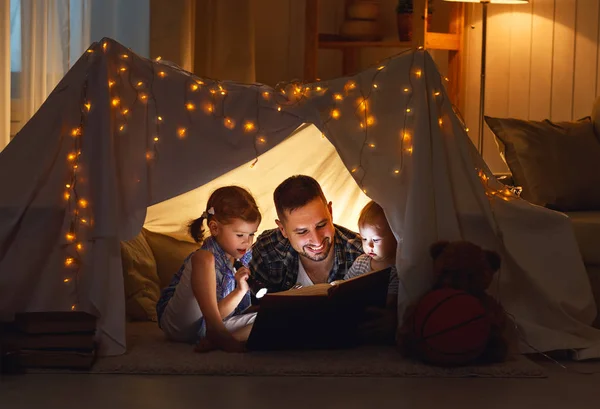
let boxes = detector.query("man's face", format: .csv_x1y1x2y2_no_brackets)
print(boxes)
276,198,335,262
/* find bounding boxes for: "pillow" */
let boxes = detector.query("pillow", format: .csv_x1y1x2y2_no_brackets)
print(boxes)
121,232,161,321
485,116,600,211
142,229,200,289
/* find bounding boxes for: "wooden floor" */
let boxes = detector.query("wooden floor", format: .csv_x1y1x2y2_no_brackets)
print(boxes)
1,359,599,409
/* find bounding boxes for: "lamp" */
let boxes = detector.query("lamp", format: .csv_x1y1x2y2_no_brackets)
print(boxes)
443,0,529,155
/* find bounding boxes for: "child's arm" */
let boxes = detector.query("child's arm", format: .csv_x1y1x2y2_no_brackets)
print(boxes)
216,266,250,318
190,251,244,352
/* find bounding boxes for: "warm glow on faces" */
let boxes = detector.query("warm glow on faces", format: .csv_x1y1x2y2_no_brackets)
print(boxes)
276,198,335,262
209,218,259,260
359,216,397,263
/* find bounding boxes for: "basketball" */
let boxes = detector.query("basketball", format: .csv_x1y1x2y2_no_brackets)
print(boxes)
411,288,491,366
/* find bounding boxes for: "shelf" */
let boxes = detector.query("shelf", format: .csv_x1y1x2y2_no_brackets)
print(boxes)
317,33,460,51
319,40,412,49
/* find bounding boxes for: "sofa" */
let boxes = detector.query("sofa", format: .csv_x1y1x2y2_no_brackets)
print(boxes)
486,97,600,327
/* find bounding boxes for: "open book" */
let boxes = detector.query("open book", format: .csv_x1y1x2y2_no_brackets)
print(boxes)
246,267,391,351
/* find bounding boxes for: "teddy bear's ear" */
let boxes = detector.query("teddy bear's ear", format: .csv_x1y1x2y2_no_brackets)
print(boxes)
485,250,501,271
430,241,450,259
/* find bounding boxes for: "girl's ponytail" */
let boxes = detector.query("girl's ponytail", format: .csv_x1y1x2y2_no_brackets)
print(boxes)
189,216,206,243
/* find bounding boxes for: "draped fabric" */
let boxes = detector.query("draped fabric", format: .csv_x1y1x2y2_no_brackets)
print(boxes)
1,39,600,359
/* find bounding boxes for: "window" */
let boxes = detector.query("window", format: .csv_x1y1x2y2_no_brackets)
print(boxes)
10,0,21,98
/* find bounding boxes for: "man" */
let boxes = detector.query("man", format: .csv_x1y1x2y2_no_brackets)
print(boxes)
249,175,363,292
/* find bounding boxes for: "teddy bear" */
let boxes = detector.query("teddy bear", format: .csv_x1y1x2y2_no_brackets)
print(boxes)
397,240,509,365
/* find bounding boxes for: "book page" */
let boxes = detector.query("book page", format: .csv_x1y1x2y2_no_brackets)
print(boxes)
265,282,333,297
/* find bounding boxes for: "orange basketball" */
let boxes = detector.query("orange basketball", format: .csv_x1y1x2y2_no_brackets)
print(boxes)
412,288,491,366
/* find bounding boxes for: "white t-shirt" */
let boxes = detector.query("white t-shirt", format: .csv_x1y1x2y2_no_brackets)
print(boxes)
295,259,315,287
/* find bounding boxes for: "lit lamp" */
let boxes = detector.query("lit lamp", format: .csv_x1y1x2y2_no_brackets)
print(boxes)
443,0,529,155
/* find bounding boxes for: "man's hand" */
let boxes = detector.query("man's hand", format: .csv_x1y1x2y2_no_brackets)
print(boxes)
357,306,397,344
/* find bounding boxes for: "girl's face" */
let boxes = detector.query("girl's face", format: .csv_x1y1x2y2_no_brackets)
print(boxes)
209,218,260,260
359,219,397,263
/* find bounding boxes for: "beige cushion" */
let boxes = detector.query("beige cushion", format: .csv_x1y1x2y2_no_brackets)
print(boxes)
485,116,600,211
143,229,200,289
121,233,161,321
564,211,600,265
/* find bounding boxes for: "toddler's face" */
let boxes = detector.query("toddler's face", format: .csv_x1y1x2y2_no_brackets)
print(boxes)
359,221,397,262
211,218,259,259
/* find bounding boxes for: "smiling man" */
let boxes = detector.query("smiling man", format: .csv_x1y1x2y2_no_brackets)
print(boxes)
249,175,363,292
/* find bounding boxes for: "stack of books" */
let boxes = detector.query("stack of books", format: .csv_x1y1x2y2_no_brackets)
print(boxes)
1,311,97,371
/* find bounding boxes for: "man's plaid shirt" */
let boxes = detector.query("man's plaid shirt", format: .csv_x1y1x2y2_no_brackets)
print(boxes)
249,224,364,292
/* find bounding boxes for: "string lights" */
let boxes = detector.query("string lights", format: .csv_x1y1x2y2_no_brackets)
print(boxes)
62,39,513,314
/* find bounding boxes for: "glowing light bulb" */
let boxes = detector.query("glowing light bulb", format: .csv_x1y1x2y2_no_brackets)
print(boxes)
186,103,196,111
402,132,410,141
406,147,413,154
406,108,412,113
203,103,214,114
157,116,163,122
111,98,120,107
333,93,343,101
64,192,70,200
415,69,422,78
155,56,162,61
438,118,443,126
108,80,115,88
363,189,367,194
119,125,125,132
357,98,368,112
65,183,71,189
119,67,127,72
71,128,81,137
65,257,75,266
331,109,341,119
351,168,357,173
434,91,441,96
121,54,129,59
71,304,76,311
153,137,159,142
122,108,129,115
139,93,148,102
262,91,270,99
210,89,217,94
366,116,375,126
373,83,378,89
84,102,91,112
257,136,266,143
244,121,256,132
177,128,187,138
146,151,154,160
78,199,88,208
378,65,385,71
277,106,282,112
137,81,144,87
196,80,204,85
394,169,400,174
64,277,71,283
80,219,88,225
191,84,199,91
67,153,77,161
76,243,83,251
220,90,226,96
224,117,235,130
403,88,410,93
66,232,76,242
102,42,107,51
86,49,93,53
158,71,166,78
369,143,375,148
345,81,356,91
315,86,322,91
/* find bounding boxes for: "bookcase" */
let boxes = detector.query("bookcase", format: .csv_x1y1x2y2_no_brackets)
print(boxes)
303,0,465,107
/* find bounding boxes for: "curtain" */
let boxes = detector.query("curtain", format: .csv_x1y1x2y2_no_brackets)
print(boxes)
0,0,9,151
150,0,256,83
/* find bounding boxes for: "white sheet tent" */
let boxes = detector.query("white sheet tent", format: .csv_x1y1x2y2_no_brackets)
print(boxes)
2,38,600,359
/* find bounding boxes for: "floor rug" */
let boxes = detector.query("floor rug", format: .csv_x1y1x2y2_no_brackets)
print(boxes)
87,323,546,378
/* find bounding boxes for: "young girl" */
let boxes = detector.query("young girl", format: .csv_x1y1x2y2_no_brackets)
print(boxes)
346,201,399,307
156,186,261,352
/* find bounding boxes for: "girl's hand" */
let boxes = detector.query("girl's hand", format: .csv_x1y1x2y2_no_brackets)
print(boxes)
234,266,250,294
